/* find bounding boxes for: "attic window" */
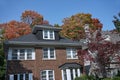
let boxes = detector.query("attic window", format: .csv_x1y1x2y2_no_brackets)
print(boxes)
43,30,55,40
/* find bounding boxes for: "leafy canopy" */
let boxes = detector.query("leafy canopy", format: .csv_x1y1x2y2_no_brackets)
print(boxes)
21,10,49,27
113,12,120,32
3,20,31,40
60,13,102,40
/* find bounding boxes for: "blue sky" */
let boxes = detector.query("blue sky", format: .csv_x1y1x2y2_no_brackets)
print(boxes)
0,0,120,30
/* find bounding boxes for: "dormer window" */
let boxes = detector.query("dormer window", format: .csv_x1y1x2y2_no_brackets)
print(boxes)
43,30,55,40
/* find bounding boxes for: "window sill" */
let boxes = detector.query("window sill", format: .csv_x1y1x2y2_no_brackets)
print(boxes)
66,58,78,60
42,58,56,60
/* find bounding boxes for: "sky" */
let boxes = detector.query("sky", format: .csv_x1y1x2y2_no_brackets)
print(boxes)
0,0,120,30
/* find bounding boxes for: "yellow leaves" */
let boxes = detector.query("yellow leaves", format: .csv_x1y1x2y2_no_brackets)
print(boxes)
60,13,102,40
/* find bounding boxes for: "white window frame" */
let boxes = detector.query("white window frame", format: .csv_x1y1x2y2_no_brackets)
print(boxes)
61,68,80,80
8,48,35,60
42,48,56,60
41,70,55,80
66,48,78,59
43,30,55,40
9,73,33,80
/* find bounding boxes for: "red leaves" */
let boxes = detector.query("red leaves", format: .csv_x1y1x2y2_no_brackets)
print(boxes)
3,20,31,39
92,18,103,29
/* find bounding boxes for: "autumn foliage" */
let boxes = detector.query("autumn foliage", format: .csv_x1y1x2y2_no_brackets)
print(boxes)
21,10,49,27
77,30,120,77
60,13,103,40
92,18,103,30
3,20,31,39
0,10,51,40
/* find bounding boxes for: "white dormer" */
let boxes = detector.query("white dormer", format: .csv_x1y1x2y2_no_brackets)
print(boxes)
43,30,55,40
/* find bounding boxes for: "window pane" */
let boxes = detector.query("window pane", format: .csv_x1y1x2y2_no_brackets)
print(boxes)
75,69,78,77
72,49,77,58
19,49,25,60
41,71,46,80
14,74,17,80
12,49,18,60
49,31,54,39
48,71,53,80
25,74,29,80
27,49,32,59
44,30,48,38
50,48,54,58
43,48,48,59
20,74,24,80
63,70,67,80
66,48,71,58
70,69,73,80
66,48,77,59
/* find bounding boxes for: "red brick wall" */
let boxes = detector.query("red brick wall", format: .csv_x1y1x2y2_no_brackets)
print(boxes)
6,47,80,80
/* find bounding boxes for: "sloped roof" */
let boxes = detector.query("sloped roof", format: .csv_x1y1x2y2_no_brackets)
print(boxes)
4,33,83,47
101,31,120,44
59,62,82,69
4,25,84,47
32,25,62,34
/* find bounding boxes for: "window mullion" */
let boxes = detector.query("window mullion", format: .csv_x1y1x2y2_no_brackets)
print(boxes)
54,49,55,59
17,74,20,80
47,70,49,80
25,49,27,60
18,49,20,60
48,31,50,39
71,49,73,58
23,74,25,80
53,31,55,39
48,48,50,59
43,30,45,39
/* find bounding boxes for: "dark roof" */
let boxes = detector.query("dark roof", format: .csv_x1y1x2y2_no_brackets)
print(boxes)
4,25,84,47
32,25,62,34
59,62,82,69
4,33,83,47
102,31,120,43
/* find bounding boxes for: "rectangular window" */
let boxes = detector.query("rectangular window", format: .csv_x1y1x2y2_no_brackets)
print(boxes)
20,74,24,80
63,70,67,80
62,68,80,80
43,30,55,40
8,48,35,60
14,74,17,80
9,73,33,80
43,48,55,60
41,70,54,80
19,49,25,60
12,49,18,60
41,71,46,80
66,48,78,59
27,49,32,59
25,74,29,80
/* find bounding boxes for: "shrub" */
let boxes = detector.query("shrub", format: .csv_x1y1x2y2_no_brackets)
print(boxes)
112,77,120,80
102,78,112,80
74,74,95,80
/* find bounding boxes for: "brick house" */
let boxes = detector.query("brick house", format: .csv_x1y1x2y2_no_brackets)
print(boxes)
4,25,84,80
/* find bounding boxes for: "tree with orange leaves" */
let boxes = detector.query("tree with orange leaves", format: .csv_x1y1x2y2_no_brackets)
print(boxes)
3,20,31,40
60,13,102,40
21,10,49,27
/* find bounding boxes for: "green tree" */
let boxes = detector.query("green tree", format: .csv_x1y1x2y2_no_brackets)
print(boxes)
113,12,120,32
0,36,5,80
